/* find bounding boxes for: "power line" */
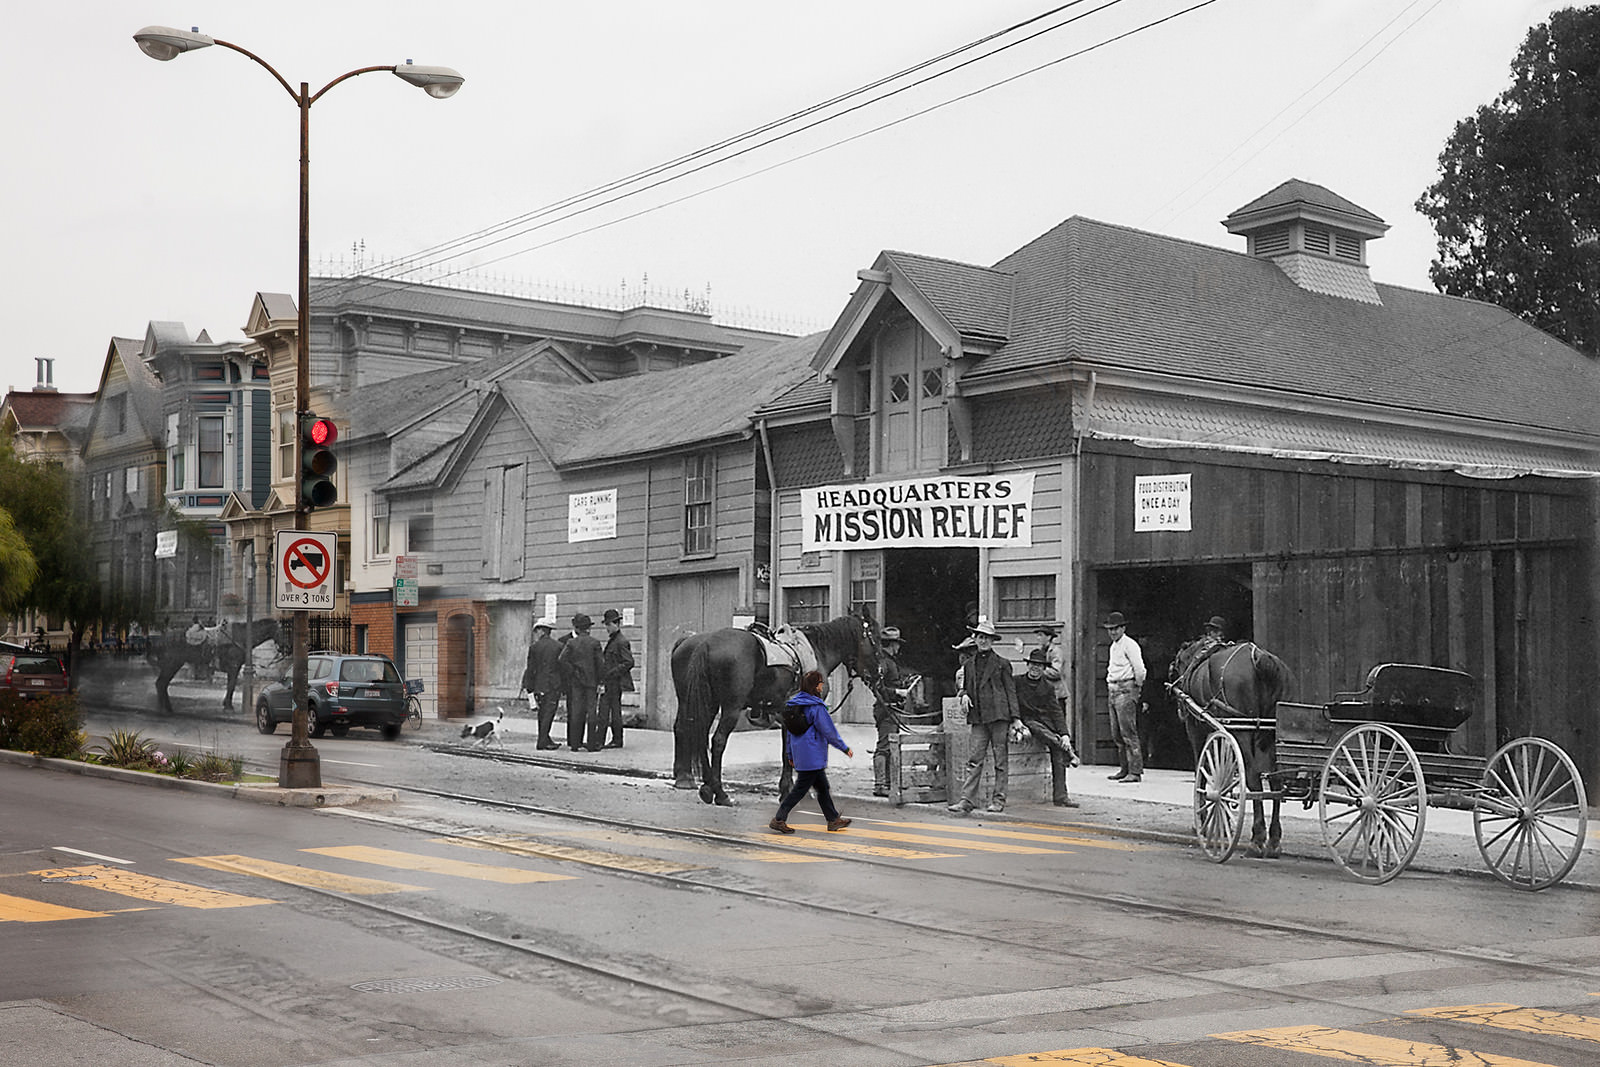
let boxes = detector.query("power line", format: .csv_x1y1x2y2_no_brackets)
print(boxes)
334,0,1224,305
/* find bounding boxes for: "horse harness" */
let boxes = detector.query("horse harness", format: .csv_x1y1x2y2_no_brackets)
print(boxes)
1172,642,1275,736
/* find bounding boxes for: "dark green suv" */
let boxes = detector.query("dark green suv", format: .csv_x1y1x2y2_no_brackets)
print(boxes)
255,653,407,740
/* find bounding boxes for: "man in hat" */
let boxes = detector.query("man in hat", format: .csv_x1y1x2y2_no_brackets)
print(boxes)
558,613,604,751
948,618,1019,814
1017,646,1079,806
871,625,911,797
1032,622,1070,714
1172,615,1230,687
597,608,635,749
521,617,562,750
1103,611,1146,782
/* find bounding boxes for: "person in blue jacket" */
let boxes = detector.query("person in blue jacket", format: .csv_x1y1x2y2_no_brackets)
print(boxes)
769,670,854,834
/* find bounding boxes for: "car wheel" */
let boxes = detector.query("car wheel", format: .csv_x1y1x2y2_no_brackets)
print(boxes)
330,724,350,738
381,723,402,741
307,704,326,739
255,701,277,735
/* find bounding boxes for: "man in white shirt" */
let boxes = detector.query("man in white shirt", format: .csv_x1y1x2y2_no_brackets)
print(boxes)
1103,611,1146,783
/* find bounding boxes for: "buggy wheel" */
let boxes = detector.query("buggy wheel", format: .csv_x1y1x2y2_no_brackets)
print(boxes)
1193,729,1246,863
1319,723,1425,885
1474,737,1589,891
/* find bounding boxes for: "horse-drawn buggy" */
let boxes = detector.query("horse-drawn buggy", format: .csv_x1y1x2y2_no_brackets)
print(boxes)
1172,652,1589,890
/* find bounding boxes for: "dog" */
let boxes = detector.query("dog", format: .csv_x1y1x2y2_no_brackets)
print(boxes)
459,706,506,747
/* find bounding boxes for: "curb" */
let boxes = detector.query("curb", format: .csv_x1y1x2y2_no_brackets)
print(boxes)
0,748,397,807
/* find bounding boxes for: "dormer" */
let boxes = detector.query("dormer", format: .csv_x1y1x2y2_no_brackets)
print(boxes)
1223,179,1388,305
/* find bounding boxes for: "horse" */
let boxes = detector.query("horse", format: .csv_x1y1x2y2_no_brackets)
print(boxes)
671,611,882,807
150,618,283,714
1170,641,1294,859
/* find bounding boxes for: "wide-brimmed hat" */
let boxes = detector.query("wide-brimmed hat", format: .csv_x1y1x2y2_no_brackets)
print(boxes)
571,613,593,630
1102,611,1127,629
1026,647,1050,665
1204,615,1227,632
601,608,623,625
1033,623,1061,636
533,618,554,631
880,626,901,642
968,618,999,638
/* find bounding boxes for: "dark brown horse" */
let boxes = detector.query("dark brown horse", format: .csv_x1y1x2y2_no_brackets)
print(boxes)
1172,642,1294,858
150,619,283,714
671,612,882,806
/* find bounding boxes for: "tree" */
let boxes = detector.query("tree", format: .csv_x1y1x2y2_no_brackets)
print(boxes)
0,507,38,614
1415,6,1600,356
0,449,100,668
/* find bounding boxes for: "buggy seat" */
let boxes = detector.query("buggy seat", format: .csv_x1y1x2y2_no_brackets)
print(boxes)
1325,663,1474,733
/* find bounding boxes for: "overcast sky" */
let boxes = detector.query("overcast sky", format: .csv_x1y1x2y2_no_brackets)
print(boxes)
3,1,1573,395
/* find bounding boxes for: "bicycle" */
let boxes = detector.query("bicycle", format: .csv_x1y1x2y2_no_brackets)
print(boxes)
404,678,424,730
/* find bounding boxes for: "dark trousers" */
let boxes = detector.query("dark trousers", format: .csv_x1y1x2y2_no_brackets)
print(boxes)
533,690,559,745
1021,709,1075,804
775,767,840,822
567,684,597,748
871,712,895,792
595,685,625,746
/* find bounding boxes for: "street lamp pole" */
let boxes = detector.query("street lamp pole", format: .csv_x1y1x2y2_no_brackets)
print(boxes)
134,26,463,788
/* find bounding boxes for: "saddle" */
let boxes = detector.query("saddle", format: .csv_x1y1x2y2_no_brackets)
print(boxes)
750,624,818,677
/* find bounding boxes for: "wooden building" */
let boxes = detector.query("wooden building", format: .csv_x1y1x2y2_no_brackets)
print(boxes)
755,180,1600,787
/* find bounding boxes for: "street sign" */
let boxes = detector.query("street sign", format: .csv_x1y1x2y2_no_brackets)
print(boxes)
394,555,418,607
275,530,337,612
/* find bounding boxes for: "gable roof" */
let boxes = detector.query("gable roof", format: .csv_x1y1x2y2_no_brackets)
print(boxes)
1,391,96,434
499,332,825,468
82,336,164,451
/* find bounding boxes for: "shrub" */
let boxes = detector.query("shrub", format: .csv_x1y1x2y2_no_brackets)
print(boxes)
0,692,85,759
166,748,193,777
192,751,243,783
96,728,157,768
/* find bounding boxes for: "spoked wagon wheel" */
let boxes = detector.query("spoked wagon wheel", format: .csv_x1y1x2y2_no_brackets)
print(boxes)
1318,723,1426,885
1474,737,1589,891
1193,729,1247,863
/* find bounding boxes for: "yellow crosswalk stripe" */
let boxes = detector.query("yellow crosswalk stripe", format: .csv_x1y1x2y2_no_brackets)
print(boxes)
302,846,574,883
31,864,274,909
554,827,837,864
791,824,1070,855
441,835,702,875
0,890,112,923
1214,1024,1557,1065
984,1049,1190,1065
175,855,426,895
733,831,958,860
891,821,1145,851
1407,1004,1600,1042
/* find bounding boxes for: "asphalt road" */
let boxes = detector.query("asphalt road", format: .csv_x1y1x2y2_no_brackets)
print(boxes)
5,703,1600,1066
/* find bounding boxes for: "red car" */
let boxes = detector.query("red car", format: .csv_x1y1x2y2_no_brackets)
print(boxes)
0,642,68,699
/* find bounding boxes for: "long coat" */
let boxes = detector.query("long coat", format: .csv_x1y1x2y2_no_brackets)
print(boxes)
602,631,635,692
959,649,1018,725
521,633,561,695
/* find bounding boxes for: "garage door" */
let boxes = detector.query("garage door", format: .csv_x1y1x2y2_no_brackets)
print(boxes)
402,618,439,720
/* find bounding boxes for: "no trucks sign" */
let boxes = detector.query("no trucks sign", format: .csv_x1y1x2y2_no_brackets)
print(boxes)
275,530,337,612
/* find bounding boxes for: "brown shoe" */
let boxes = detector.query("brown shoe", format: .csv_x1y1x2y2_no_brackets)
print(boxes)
768,818,794,835
826,817,852,832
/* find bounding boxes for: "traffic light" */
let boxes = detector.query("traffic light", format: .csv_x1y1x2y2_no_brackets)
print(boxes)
300,414,338,509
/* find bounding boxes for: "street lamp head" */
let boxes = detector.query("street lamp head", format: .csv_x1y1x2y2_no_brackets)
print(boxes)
392,60,464,99
133,25,215,61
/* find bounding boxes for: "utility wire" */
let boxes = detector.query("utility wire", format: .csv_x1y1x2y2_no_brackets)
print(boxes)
370,1,1105,282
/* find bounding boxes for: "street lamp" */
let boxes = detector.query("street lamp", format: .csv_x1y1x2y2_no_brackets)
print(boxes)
134,25,463,788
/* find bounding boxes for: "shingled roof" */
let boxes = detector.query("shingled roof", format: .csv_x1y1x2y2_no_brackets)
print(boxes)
498,332,825,468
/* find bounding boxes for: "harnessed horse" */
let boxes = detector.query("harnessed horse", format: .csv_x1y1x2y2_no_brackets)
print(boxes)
671,612,882,806
1169,641,1294,858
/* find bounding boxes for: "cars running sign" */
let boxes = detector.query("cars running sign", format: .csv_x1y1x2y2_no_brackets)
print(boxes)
275,530,337,612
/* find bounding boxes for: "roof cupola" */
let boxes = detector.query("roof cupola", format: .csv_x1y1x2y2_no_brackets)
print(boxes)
1223,179,1388,304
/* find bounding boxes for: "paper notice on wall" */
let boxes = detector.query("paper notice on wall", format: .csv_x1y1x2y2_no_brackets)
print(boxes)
1134,473,1191,532
568,489,617,542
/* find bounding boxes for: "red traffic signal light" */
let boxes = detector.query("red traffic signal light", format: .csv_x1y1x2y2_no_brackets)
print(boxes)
300,413,339,509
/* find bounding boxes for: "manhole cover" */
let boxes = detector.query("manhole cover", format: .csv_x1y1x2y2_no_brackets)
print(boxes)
351,975,504,994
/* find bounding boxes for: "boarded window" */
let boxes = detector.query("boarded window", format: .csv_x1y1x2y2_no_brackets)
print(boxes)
786,586,830,625
996,574,1055,624
481,465,526,581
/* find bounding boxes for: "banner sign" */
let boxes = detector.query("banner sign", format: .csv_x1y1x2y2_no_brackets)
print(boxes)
801,473,1035,551
1134,473,1191,532
568,489,617,543
154,530,178,559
